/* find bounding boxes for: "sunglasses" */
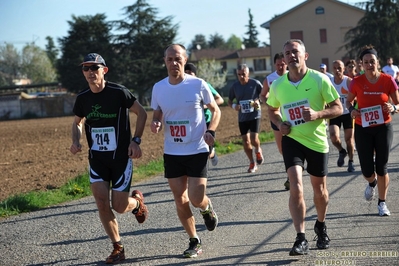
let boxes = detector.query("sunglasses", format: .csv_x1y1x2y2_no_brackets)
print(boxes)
347,65,355,68
82,65,103,71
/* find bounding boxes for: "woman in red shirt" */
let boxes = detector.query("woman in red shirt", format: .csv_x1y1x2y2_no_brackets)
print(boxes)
346,45,399,216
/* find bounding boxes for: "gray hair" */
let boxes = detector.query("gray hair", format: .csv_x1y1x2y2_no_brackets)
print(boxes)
237,64,249,72
283,39,306,52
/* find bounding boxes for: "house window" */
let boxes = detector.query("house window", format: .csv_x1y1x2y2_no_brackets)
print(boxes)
320,29,327,43
290,31,303,41
220,61,227,72
315,6,324,14
253,59,266,71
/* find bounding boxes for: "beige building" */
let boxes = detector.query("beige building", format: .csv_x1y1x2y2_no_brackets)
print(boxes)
189,47,271,94
261,0,365,71
189,47,271,78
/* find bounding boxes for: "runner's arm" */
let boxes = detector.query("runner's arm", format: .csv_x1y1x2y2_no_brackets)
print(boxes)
151,109,163,133
129,100,147,138
70,116,83,154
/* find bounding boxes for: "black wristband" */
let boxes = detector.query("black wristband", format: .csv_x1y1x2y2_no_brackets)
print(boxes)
206,130,216,138
348,106,355,113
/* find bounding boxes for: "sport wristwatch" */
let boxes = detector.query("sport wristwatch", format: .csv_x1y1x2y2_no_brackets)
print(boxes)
132,136,141,145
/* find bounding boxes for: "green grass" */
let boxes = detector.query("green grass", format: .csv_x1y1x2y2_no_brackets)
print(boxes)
0,131,274,218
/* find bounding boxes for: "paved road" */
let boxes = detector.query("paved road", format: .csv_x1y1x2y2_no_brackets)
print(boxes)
1,117,399,266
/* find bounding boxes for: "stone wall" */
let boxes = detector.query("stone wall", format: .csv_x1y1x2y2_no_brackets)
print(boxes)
0,93,76,120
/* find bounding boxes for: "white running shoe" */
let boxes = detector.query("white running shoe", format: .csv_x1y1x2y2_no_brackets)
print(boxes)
210,153,218,166
364,183,376,201
378,202,391,216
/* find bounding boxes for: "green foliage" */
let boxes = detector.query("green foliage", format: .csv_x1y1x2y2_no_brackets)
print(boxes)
57,14,116,93
45,36,59,69
61,175,91,196
0,174,91,217
215,140,242,155
0,42,57,87
197,59,227,89
111,0,178,103
226,34,243,50
243,9,260,48
0,43,20,86
342,0,399,62
189,34,209,51
22,44,57,83
208,33,226,49
134,158,164,182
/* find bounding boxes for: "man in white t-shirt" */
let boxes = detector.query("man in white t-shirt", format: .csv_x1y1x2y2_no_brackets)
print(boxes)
382,57,399,84
150,44,221,258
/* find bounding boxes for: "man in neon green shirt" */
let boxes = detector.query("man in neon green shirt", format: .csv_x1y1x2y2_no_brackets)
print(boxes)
267,39,342,256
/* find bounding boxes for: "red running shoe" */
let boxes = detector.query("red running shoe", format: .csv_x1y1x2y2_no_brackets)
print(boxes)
131,190,148,223
105,242,125,264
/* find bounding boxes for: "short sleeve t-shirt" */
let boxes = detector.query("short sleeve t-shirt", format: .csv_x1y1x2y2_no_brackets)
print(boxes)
204,82,218,123
267,69,339,153
382,64,399,78
151,74,213,155
228,78,263,122
73,81,136,161
349,73,398,127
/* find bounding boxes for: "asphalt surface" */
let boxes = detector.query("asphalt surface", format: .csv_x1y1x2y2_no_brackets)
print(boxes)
1,117,399,266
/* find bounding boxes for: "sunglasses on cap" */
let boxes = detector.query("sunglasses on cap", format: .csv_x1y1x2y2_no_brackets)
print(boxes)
82,65,103,71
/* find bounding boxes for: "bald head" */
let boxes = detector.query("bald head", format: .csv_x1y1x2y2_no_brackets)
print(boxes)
163,44,188,81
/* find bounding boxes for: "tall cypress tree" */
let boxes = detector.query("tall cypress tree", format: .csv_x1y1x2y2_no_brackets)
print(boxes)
243,9,260,48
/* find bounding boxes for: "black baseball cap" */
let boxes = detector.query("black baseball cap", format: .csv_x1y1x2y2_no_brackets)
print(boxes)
184,63,197,75
80,53,106,66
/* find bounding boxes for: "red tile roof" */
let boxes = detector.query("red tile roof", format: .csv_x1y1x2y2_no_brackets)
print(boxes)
190,47,270,61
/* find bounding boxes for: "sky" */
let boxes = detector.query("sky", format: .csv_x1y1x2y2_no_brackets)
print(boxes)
0,0,348,52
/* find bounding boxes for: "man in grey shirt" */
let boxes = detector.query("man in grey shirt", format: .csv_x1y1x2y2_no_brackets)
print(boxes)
228,64,264,173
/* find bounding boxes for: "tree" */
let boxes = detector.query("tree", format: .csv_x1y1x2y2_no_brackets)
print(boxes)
208,33,226,49
188,34,208,51
243,9,260,48
197,59,227,90
45,36,59,68
342,0,399,62
112,0,177,103
225,34,243,50
21,44,57,83
0,43,21,86
58,14,115,92
0,43,56,86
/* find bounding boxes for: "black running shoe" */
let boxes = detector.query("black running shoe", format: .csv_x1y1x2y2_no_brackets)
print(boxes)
314,224,330,249
183,238,202,258
337,149,347,167
200,200,218,231
284,178,290,190
289,237,309,256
